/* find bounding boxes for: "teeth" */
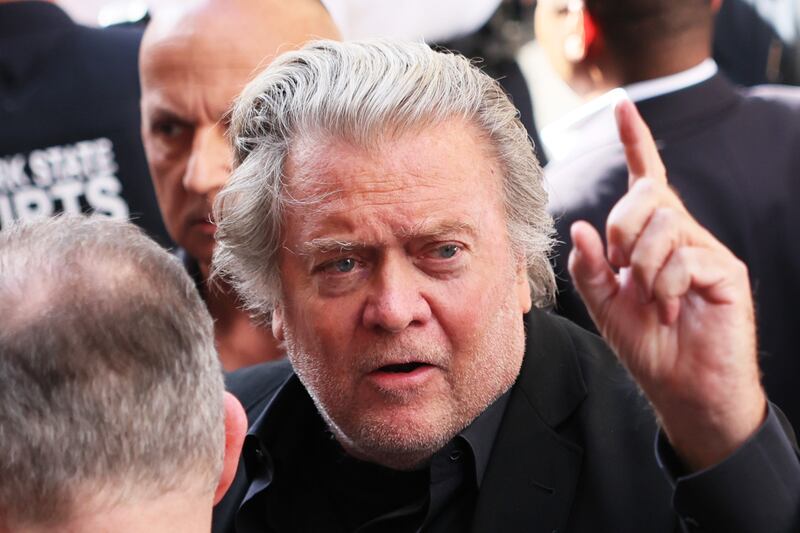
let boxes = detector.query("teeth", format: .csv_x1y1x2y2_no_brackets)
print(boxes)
381,362,423,373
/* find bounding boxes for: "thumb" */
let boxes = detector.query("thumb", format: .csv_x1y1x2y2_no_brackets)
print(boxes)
568,221,618,322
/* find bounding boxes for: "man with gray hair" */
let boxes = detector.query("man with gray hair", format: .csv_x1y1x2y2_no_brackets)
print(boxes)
212,40,800,532
0,216,247,532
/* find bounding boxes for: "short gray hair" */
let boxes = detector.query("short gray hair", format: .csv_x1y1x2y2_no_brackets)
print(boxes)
0,216,223,526
212,39,555,316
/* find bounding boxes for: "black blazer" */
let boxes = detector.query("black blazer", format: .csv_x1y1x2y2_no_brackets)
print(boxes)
547,73,800,432
214,310,800,532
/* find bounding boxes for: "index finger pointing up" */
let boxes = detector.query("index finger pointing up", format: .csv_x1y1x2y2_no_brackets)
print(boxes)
615,99,667,188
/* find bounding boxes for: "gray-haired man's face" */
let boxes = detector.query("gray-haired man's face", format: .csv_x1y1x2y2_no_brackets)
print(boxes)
271,118,533,469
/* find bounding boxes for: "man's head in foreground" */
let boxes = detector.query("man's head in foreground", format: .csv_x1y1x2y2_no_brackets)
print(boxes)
0,216,245,532
139,0,339,275
212,40,556,469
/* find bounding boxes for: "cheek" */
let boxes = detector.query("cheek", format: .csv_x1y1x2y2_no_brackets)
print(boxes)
286,287,364,357
426,274,509,349
150,162,189,217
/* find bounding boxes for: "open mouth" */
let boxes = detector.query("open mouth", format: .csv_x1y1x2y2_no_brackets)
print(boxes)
377,362,428,373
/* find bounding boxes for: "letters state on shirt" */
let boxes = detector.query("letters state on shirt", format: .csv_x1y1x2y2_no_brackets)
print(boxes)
0,137,129,228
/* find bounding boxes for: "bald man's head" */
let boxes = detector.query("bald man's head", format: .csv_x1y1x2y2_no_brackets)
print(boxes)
140,0,339,272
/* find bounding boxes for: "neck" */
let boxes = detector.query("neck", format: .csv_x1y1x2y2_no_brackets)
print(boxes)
576,41,711,101
8,489,213,533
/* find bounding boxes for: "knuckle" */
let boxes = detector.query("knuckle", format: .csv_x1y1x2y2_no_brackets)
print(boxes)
632,176,662,197
733,257,749,278
629,242,659,271
650,206,677,228
606,224,635,256
671,246,692,264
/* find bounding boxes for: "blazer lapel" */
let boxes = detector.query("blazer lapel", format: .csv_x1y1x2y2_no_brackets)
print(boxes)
471,310,588,533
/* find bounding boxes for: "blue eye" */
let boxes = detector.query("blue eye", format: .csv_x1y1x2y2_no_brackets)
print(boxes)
437,244,459,259
333,258,356,273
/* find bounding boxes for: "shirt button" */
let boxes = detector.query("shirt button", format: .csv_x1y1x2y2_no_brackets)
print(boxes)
449,450,462,462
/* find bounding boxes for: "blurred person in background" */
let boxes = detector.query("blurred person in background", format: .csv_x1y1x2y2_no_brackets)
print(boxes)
538,0,800,430
0,216,246,533
139,0,339,371
321,0,547,162
714,0,799,86
0,0,170,245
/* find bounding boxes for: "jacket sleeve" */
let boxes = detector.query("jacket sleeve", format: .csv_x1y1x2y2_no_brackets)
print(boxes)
656,404,800,532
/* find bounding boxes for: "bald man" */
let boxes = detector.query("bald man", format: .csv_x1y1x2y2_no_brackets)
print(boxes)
140,0,339,370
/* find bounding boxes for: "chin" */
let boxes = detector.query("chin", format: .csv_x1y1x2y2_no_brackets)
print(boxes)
182,235,215,269
327,401,473,470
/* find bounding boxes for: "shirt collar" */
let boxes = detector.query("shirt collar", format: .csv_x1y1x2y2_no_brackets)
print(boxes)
460,388,511,487
242,372,512,492
541,59,718,164
624,59,718,103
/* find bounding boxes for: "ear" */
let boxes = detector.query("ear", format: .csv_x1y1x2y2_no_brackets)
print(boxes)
271,304,285,343
213,392,248,505
515,258,533,314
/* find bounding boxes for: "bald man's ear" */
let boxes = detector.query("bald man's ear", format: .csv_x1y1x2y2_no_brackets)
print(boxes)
214,392,248,505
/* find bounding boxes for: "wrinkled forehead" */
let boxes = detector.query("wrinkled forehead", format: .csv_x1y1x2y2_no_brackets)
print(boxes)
141,20,276,87
141,0,338,86
281,118,506,211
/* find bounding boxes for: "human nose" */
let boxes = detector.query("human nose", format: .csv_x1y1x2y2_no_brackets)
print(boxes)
362,255,432,333
182,126,231,196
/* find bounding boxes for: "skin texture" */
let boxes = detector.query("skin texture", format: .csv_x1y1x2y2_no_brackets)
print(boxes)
272,120,533,470
569,101,766,471
139,0,339,370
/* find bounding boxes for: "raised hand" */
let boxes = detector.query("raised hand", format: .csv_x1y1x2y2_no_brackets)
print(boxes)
568,99,766,471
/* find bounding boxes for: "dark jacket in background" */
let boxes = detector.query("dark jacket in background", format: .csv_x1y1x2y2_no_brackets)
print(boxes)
547,73,800,431
0,1,170,245
714,0,799,86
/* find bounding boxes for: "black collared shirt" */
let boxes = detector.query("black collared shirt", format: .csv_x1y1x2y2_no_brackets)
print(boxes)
233,375,510,532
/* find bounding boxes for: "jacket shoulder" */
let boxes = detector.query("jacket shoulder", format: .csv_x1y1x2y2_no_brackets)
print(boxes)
224,359,294,422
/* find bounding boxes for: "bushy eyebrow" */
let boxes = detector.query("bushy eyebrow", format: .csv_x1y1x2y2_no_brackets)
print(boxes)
298,238,362,256
399,220,477,240
298,220,477,256
145,107,191,127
